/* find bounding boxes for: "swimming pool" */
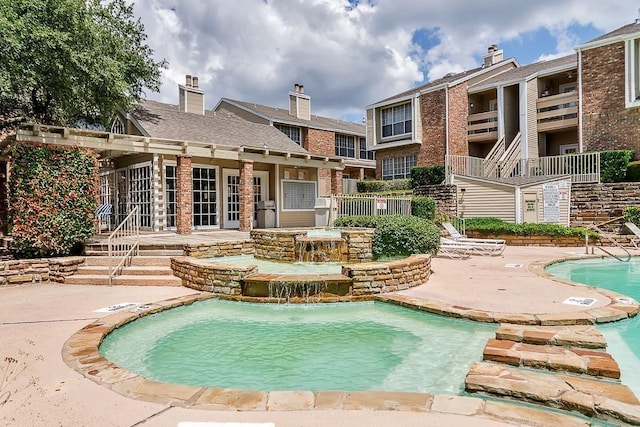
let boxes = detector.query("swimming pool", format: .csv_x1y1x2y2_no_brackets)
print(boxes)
545,257,640,396
99,300,495,394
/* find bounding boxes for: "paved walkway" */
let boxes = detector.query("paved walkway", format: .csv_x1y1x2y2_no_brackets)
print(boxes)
1,244,637,426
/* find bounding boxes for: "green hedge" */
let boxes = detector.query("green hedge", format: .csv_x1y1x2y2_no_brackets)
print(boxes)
334,215,440,257
626,161,640,182
410,165,445,187
464,217,598,238
625,207,640,226
600,150,634,183
411,196,436,220
357,179,411,193
9,143,98,258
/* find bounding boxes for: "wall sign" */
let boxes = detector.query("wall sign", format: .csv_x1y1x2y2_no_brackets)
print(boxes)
543,183,560,223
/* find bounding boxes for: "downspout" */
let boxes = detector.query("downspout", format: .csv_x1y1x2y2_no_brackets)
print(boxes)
577,48,584,152
445,85,450,183
515,186,522,224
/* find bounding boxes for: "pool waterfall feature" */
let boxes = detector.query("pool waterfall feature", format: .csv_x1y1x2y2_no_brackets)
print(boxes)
170,228,432,301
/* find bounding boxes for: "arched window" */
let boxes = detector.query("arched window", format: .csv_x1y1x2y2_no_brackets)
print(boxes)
111,116,125,134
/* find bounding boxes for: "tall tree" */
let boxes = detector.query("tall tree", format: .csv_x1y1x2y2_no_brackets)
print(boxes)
0,0,166,126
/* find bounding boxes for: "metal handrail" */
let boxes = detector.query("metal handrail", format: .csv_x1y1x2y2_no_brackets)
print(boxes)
585,219,630,262
108,207,140,285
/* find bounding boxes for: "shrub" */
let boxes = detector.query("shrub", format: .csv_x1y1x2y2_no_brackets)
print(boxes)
411,196,436,220
372,215,440,257
357,179,411,193
464,217,598,238
600,150,634,183
625,207,640,226
410,165,445,187
334,215,440,257
626,161,640,182
9,142,98,258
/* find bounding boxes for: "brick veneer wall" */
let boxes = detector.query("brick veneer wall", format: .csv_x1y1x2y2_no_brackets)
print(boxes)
419,89,447,166
448,83,470,157
0,257,84,286
465,231,587,247
239,160,254,232
176,155,193,234
413,184,457,218
343,254,431,296
581,42,640,156
305,128,335,156
331,169,343,194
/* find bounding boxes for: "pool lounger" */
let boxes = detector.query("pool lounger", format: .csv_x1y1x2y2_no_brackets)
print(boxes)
626,222,640,249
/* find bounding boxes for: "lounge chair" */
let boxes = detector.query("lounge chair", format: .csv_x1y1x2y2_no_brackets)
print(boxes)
437,239,473,259
441,222,506,255
625,222,640,249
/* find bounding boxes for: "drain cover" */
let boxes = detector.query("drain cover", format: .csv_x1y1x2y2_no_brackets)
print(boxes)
562,297,597,307
505,263,523,268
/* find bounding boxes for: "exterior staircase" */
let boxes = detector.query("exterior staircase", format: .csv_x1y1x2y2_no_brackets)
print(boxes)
67,254,182,286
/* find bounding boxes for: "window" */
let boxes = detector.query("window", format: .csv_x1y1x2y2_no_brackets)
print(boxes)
111,116,125,134
626,37,640,107
335,134,355,158
381,155,416,180
359,137,374,160
282,180,316,210
381,103,412,138
275,124,301,145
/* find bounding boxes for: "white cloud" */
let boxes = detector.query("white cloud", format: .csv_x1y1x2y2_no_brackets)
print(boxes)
132,0,637,120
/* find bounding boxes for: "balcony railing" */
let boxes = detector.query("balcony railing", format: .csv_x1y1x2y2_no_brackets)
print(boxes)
537,92,578,132
467,111,498,142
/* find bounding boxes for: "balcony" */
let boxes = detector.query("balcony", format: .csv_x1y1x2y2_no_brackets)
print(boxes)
467,111,498,142
537,92,578,132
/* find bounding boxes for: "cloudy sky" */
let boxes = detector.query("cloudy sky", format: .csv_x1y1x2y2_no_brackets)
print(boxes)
133,0,638,123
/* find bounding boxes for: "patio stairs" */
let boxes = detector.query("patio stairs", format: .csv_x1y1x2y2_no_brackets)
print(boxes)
65,255,182,286
83,241,184,257
465,324,640,425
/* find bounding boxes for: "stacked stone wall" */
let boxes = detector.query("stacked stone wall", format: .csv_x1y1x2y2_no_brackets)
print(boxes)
0,257,84,285
171,257,257,294
183,240,254,258
413,184,457,218
344,254,431,296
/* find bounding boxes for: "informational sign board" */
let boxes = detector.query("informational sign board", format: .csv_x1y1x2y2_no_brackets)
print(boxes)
543,183,560,223
376,197,387,210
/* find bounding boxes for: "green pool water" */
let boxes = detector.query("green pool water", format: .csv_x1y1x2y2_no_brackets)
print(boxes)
99,300,495,394
208,254,343,274
545,257,640,396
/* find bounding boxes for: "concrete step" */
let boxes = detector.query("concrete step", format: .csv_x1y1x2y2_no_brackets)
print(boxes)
483,338,620,379
82,256,173,267
465,361,640,425
76,265,175,276
64,274,182,286
495,323,607,349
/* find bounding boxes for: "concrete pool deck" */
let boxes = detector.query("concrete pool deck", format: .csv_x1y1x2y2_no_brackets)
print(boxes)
1,244,638,426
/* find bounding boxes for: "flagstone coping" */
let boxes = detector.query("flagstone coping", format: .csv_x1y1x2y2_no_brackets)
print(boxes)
465,361,640,425
483,338,620,379
61,292,591,426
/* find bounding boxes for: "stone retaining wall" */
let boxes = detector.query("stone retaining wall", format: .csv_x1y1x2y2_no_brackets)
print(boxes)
0,257,84,286
413,184,457,218
465,232,587,247
251,228,374,263
343,254,431,296
171,256,257,294
571,182,640,228
183,240,254,258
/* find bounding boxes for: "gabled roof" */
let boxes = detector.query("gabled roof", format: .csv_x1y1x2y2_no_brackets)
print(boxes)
217,98,365,136
585,21,640,45
471,54,576,90
367,58,518,107
131,100,308,153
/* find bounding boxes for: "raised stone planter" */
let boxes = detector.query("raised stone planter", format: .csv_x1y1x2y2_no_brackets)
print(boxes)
465,231,587,247
183,240,254,258
343,254,431,296
0,257,84,285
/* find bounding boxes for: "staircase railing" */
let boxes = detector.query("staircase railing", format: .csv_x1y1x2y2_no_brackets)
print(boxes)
483,135,505,179
498,132,522,178
108,207,140,285
585,217,630,262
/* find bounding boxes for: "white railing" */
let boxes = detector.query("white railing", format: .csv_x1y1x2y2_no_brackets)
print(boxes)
497,132,522,178
525,152,600,183
483,135,505,178
585,218,630,262
108,207,140,286
328,193,412,224
447,155,485,179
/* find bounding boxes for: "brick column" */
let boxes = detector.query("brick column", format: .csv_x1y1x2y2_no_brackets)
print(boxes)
331,168,343,195
176,155,192,234
239,160,254,231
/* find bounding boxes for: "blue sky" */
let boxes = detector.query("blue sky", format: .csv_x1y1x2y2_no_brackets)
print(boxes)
133,0,637,123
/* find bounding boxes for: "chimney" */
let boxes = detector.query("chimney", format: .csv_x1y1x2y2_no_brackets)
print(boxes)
179,74,205,115
483,44,504,67
289,83,311,120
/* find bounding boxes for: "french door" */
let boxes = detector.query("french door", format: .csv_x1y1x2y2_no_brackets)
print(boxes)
222,170,268,228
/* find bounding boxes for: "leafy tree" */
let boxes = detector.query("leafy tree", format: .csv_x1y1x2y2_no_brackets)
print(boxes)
0,0,166,126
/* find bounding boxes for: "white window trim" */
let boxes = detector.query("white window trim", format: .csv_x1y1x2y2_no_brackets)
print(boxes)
625,37,640,109
162,160,177,231
380,100,413,142
191,164,220,230
559,82,577,93
559,144,579,154
281,179,317,211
